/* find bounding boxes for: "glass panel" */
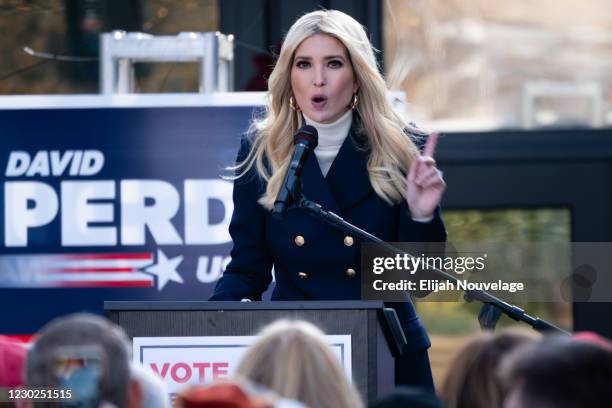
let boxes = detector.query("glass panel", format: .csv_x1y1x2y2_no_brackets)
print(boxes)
383,0,612,130
418,208,572,387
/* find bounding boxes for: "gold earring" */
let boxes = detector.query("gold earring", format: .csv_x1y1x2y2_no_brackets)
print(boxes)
349,93,358,110
289,95,300,111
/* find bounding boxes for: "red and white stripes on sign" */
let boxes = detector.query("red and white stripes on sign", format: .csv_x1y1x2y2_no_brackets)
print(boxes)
0,252,154,288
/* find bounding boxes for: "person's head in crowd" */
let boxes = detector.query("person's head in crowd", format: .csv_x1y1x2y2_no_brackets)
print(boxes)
499,335,612,408
25,313,142,408
0,336,27,408
441,327,539,408
177,382,269,408
235,319,363,408
573,330,612,350
369,386,445,408
0,335,27,388
176,380,305,408
131,363,171,408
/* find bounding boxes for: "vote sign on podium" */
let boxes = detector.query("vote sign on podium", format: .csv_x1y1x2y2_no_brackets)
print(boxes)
133,335,352,394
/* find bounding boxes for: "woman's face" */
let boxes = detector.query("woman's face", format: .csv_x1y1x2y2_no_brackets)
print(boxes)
290,33,358,124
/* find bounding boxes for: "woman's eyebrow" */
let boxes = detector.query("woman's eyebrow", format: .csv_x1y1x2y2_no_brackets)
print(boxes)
294,55,346,60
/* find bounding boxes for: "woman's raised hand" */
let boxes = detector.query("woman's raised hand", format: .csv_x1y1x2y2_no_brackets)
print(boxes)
406,133,446,219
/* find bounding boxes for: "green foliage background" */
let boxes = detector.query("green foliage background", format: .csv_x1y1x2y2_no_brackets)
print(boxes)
418,208,572,335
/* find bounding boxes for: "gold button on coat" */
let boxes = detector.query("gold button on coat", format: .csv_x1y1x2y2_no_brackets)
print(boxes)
298,271,308,279
294,235,305,247
346,268,356,278
344,236,354,247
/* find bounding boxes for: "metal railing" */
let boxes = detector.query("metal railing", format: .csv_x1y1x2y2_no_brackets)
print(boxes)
99,31,234,94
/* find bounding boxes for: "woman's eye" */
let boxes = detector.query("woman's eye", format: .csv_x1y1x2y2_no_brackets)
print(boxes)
328,60,343,68
295,60,310,68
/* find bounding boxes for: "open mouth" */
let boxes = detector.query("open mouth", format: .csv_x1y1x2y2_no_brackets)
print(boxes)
311,95,328,107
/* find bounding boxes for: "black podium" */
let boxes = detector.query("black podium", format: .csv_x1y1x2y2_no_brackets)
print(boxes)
105,300,404,402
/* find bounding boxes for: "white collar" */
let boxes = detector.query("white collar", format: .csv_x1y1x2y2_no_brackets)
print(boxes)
303,110,353,149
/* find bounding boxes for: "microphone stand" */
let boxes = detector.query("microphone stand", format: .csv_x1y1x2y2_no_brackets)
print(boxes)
290,181,569,335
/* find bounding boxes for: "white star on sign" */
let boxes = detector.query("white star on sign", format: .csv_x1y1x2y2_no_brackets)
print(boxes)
144,249,184,291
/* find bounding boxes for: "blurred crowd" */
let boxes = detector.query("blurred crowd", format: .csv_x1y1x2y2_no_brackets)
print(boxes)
1,313,611,408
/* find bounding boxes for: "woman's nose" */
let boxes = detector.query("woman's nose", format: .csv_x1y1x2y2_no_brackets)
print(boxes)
313,67,325,87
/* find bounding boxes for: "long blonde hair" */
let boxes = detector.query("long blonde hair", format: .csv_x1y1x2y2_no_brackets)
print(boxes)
235,319,364,408
235,9,422,209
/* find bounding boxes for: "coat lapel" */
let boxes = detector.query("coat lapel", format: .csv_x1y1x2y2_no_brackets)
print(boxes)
300,145,342,215
325,128,374,211
298,126,374,215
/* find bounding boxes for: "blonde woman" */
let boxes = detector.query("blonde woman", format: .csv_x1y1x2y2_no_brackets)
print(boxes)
211,9,446,390
236,320,363,408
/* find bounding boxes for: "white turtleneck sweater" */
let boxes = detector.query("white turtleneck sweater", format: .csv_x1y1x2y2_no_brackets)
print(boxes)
303,109,353,177
302,110,433,223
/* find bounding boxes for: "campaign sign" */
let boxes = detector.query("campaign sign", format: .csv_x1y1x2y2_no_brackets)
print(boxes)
0,104,259,333
133,335,352,394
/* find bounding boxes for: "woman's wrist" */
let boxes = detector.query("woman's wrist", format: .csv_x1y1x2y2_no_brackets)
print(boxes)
411,214,434,223
407,202,435,221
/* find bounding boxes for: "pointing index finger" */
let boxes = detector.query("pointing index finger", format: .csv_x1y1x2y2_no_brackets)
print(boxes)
423,132,439,158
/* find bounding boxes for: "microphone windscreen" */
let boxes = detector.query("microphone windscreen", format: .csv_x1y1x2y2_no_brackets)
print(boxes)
293,125,318,148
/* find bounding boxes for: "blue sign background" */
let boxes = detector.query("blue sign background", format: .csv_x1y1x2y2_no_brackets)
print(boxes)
0,106,260,333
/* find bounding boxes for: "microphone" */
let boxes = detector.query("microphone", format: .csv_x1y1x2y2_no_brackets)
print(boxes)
272,125,318,220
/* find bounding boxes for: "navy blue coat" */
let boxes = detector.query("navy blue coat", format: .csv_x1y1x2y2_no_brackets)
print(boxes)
210,126,447,356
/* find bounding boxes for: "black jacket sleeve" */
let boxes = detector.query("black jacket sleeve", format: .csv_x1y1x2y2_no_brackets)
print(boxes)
209,137,273,300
